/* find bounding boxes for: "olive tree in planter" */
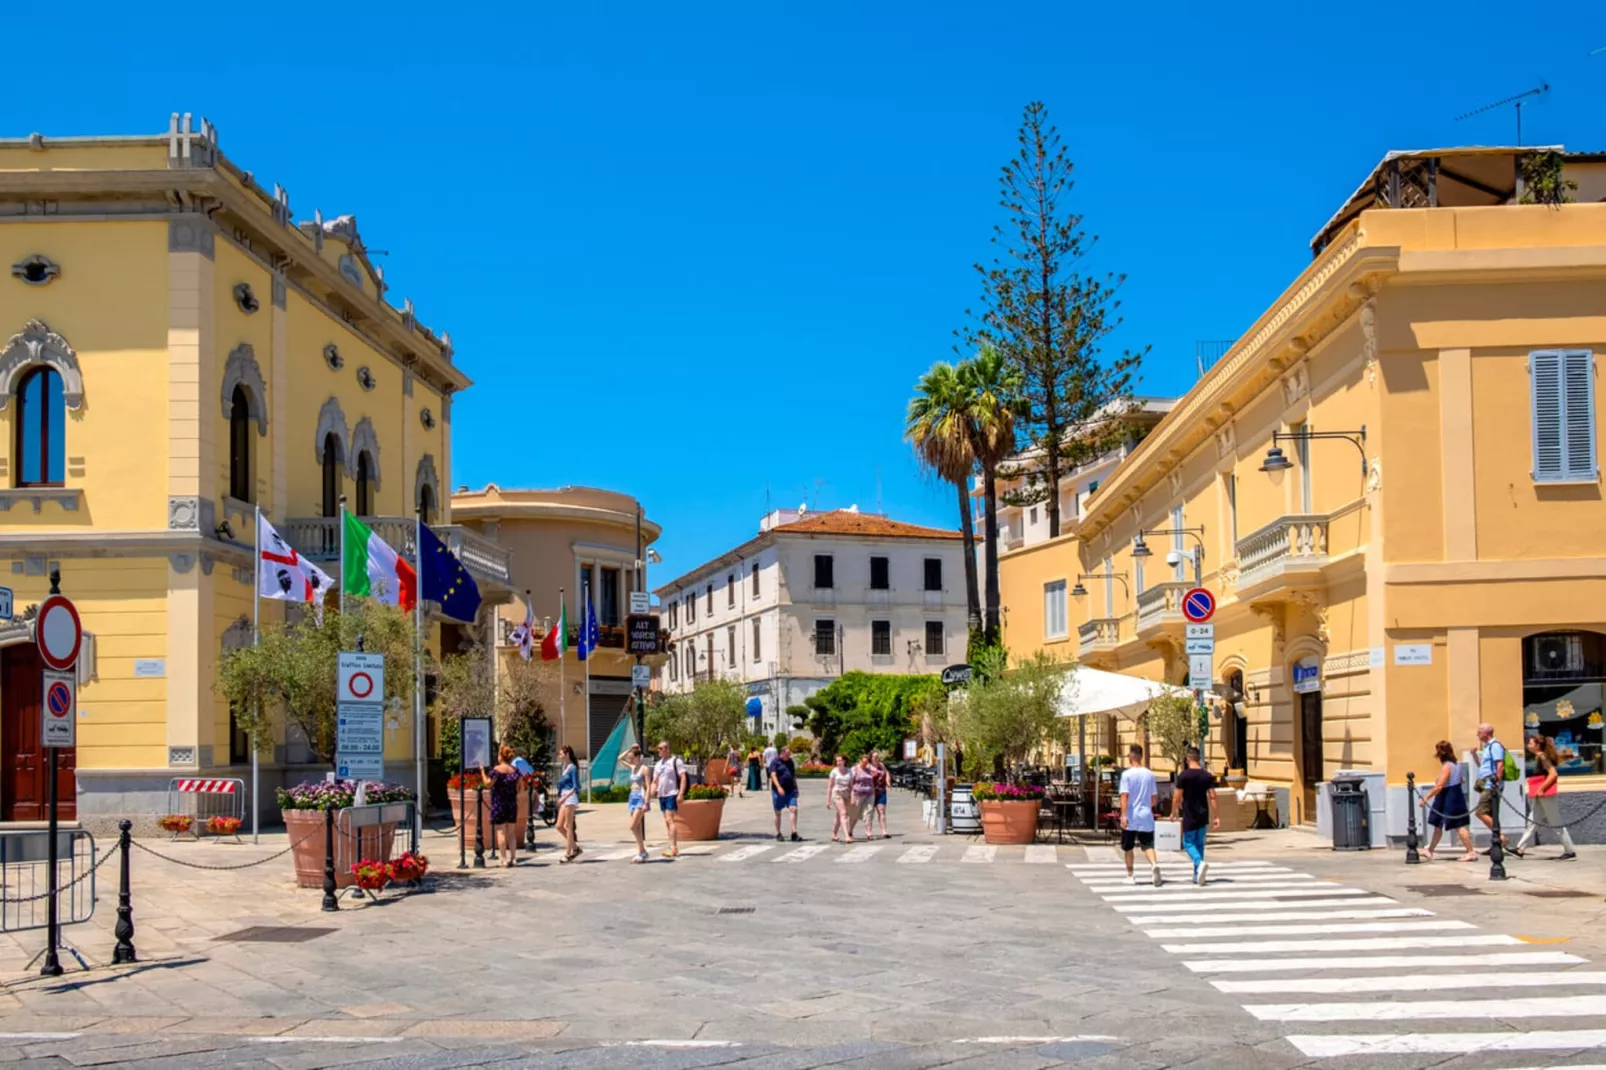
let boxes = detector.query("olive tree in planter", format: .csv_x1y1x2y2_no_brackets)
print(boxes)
644,678,747,766
945,648,1071,843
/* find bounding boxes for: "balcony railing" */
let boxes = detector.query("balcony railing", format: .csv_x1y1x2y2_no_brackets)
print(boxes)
1078,618,1120,655
284,516,513,589
1136,582,1189,633
1235,514,1329,592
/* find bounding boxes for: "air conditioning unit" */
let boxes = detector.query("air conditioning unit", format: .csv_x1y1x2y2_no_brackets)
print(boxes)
1533,634,1583,674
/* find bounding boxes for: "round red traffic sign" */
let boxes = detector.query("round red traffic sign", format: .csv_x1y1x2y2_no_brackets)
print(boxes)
36,594,82,671
347,671,374,700
46,681,72,718
1182,587,1216,623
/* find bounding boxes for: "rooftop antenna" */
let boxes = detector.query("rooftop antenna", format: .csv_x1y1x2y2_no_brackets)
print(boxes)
1455,79,1550,146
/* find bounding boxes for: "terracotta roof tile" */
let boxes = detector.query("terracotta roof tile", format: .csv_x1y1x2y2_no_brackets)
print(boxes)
772,511,962,540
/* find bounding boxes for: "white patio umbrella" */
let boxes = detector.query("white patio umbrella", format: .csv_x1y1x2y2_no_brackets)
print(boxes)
1055,666,1192,824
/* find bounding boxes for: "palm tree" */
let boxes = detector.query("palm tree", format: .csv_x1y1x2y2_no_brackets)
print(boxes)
906,362,982,645
959,344,1022,647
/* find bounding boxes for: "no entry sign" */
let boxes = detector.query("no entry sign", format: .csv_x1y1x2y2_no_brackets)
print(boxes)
36,594,82,672
1181,587,1216,624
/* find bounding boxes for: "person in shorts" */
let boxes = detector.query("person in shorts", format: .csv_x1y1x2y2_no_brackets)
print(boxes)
651,740,686,858
624,744,650,863
1119,744,1161,886
1474,722,1511,853
769,745,801,842
1174,746,1219,885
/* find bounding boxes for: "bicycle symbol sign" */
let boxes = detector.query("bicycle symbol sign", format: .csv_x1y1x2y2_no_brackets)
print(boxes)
1182,588,1216,623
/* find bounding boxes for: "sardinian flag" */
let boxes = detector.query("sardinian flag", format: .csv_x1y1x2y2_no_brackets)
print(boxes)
257,512,333,618
509,594,536,662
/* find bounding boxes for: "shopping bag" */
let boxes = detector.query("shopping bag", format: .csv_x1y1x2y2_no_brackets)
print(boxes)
1155,820,1183,853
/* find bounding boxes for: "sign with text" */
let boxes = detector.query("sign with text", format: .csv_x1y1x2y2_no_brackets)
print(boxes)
336,651,384,780
1292,659,1322,694
631,663,652,689
1184,624,1214,640
1184,637,1215,655
629,591,650,615
1395,644,1433,666
940,664,973,686
625,614,662,654
0,585,13,621
41,670,75,747
1188,654,1213,688
461,716,492,769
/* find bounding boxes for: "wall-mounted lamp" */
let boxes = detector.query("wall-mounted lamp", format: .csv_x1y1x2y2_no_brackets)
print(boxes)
1261,425,1368,479
1134,526,1206,584
1072,572,1129,598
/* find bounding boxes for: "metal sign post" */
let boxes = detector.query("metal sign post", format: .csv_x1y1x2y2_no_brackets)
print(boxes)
37,572,80,978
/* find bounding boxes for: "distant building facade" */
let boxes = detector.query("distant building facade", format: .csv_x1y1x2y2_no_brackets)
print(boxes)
654,509,968,738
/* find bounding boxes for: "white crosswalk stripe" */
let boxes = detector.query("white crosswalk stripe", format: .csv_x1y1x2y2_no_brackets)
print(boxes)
1127,907,1433,925
1068,860,1278,871
718,845,775,863
1162,934,1520,955
836,845,883,864
1102,885,1361,904
1139,920,1473,939
962,845,997,864
1215,971,1606,996
595,848,642,861
1287,1030,1606,1057
773,844,830,863
1114,895,1397,914
897,845,938,864
1023,845,1058,864
1248,995,1606,1022
1185,951,1586,973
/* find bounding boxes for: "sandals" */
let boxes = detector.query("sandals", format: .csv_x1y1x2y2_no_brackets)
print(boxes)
1456,853,1478,862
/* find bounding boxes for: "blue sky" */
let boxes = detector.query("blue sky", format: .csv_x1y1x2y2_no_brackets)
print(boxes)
12,4,1605,581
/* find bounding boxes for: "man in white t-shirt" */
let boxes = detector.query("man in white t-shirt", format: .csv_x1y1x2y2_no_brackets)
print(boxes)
762,742,778,770
1119,744,1162,887
651,740,687,859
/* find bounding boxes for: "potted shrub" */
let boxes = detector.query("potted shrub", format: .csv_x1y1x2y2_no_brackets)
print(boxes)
205,815,243,839
973,781,1045,844
389,850,429,884
447,770,531,834
673,784,728,841
277,780,416,890
351,858,391,893
158,814,194,839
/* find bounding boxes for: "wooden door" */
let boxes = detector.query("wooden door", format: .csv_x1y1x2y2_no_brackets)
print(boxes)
1297,690,1323,823
2,643,74,821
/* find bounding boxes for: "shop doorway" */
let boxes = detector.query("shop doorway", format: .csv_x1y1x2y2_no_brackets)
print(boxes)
2,642,75,821
1296,690,1323,823
1223,671,1248,772
1522,631,1606,778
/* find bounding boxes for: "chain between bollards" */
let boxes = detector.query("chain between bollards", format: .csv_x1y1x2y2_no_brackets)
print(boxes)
1404,771,1421,864
112,819,137,964
320,805,339,911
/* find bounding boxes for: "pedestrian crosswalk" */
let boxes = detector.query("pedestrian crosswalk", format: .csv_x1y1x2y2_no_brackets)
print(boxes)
558,840,1080,866
1066,853,1605,1059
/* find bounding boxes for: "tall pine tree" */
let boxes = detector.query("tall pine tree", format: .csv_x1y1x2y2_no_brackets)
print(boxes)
964,102,1145,538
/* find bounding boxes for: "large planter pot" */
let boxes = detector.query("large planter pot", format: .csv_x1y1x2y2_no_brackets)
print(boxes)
978,799,1040,844
283,809,400,890
672,798,725,841
448,786,530,834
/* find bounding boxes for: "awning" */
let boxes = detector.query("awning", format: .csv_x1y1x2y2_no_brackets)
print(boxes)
1056,666,1190,724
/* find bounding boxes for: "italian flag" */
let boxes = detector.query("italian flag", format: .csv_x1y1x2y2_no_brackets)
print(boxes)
540,601,567,661
342,511,417,611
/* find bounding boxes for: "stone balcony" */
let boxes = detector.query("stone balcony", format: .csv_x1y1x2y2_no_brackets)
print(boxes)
1078,618,1121,657
1136,582,1190,635
1233,514,1329,599
283,515,513,593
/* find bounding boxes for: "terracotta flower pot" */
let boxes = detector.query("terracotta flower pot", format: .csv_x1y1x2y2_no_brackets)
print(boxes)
448,786,530,835
672,798,725,841
283,809,400,890
978,798,1040,844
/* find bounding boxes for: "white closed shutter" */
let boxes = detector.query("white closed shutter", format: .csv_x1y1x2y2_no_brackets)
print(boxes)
1532,350,1597,482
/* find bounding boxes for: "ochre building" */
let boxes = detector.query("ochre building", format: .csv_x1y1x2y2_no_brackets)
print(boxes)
999,147,1606,831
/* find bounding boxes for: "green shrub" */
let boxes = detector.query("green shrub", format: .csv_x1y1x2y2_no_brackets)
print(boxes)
801,672,942,759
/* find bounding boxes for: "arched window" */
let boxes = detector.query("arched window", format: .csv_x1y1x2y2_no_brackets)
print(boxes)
228,386,253,503
355,451,374,516
321,433,342,518
15,367,64,487
417,482,435,526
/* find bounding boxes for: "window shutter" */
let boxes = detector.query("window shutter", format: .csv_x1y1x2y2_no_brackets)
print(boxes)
1531,351,1564,481
1562,351,1597,481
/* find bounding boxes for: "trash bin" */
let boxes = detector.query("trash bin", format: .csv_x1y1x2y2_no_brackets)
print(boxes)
1330,774,1371,851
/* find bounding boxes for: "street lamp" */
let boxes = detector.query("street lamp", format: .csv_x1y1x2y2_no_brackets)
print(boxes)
1260,425,1368,479
1073,572,1129,598
1136,527,1207,586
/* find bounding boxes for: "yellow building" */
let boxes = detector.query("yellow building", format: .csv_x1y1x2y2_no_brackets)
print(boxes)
0,115,510,829
451,484,660,761
999,147,1606,829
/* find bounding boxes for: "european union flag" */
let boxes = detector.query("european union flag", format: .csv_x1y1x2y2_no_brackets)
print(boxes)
577,597,600,661
419,523,483,623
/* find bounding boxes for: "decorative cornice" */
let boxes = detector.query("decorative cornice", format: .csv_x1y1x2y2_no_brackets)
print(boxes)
221,343,268,435
1324,649,1373,677
315,397,349,468
350,416,381,488
0,319,84,410
10,253,60,286
415,454,439,512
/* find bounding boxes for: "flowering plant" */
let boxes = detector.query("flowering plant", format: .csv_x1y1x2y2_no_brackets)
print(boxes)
351,859,391,890
275,780,416,811
446,771,488,791
206,815,242,835
389,850,429,882
971,781,1045,802
796,762,834,778
685,784,728,801
158,814,193,833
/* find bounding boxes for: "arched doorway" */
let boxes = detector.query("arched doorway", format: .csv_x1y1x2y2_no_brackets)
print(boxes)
1222,669,1248,772
1,641,74,820
1291,653,1324,823
1523,631,1606,778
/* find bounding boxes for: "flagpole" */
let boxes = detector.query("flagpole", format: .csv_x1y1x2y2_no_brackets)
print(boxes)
252,504,261,846
414,508,425,850
557,587,567,764
337,495,347,618
584,618,592,805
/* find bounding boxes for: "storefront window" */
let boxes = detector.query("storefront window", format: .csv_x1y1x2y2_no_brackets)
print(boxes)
1523,631,1606,777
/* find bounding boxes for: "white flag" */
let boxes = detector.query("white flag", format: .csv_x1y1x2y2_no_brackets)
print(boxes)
257,512,333,611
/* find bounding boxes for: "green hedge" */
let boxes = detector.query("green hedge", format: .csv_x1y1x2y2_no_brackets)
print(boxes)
802,672,943,760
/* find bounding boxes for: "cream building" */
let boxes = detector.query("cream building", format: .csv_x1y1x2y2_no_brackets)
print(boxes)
655,508,969,737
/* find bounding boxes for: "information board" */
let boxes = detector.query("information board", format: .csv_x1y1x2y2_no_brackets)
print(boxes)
336,651,384,781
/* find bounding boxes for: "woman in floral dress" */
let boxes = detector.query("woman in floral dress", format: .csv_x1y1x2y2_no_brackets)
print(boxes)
480,745,523,867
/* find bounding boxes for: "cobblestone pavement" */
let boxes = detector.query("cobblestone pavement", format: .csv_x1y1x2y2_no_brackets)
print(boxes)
3,790,1606,1067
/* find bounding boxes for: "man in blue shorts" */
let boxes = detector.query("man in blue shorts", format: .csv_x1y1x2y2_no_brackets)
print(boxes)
769,745,801,842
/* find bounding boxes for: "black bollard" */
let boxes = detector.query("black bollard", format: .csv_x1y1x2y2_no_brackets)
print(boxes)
473,786,485,868
524,782,536,851
321,805,340,911
1405,772,1421,865
112,820,137,964
1489,776,1507,881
